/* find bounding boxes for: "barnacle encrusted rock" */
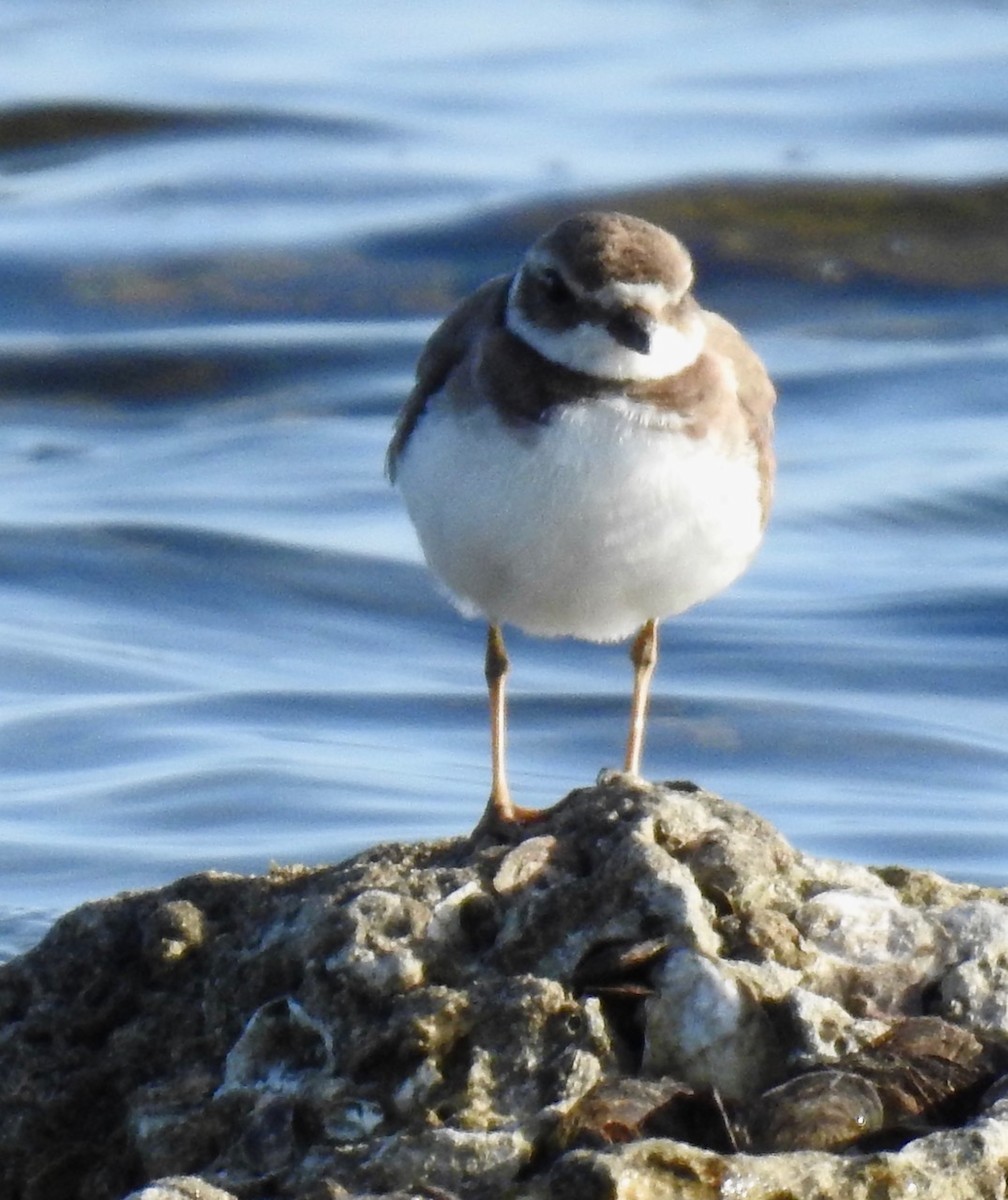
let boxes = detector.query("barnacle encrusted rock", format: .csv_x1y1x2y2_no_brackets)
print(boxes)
2,777,1007,1200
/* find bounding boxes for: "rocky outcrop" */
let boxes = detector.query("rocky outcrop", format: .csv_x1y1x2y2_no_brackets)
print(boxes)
2,777,1008,1199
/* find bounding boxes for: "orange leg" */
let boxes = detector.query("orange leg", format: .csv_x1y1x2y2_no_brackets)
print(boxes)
477,624,544,831
624,619,658,776
486,623,513,819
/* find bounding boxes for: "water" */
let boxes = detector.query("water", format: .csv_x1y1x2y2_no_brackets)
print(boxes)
1,0,1007,958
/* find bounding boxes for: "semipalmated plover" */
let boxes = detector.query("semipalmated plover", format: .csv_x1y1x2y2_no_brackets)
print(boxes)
388,211,775,829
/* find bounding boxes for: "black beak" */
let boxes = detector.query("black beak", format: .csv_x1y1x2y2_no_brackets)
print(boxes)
606,308,654,355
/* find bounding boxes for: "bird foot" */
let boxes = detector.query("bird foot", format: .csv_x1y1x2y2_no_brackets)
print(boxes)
472,790,550,839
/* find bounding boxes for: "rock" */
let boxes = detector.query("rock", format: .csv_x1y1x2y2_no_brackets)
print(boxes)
143,900,208,969
642,948,782,1099
329,888,430,992
1,778,1007,1200
220,998,334,1093
123,1180,238,1200
783,986,889,1065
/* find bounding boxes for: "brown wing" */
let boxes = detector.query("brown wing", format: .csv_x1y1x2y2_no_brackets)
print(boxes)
702,311,776,427
702,311,777,525
385,275,511,481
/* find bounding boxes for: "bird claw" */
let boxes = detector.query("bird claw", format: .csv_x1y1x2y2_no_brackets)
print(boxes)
472,790,550,839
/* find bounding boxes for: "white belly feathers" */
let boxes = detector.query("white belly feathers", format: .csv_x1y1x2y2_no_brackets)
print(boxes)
396,394,764,642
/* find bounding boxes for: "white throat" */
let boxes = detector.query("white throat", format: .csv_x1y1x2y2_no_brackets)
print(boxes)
506,280,705,383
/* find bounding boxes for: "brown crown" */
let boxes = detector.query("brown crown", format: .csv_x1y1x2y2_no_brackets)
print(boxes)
531,212,693,296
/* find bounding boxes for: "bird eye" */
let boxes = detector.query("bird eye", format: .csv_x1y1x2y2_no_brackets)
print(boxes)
541,268,574,305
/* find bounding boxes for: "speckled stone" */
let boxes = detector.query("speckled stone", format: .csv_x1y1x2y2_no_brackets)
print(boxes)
123,1178,238,1200
1,778,1007,1200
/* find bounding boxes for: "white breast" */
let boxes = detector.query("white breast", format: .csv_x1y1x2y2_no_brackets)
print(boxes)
396,394,764,642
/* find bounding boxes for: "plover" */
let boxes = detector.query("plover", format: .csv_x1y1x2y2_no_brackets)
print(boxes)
388,211,776,829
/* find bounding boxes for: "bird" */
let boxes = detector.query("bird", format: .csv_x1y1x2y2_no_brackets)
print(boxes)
387,210,775,831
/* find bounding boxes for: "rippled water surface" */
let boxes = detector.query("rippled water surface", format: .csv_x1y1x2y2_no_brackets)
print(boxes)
1,0,1007,957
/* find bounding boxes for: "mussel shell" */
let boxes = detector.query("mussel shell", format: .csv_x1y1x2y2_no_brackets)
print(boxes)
749,1070,884,1152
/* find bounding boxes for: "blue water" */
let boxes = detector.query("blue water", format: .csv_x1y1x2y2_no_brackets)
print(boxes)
1,0,1007,958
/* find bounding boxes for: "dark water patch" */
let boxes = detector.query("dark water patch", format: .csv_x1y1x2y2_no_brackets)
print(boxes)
848,485,1008,533
0,100,396,160
0,522,432,623
18,180,1006,341
370,180,1008,290
541,692,1008,783
0,251,457,332
687,608,1008,701
0,347,258,403
894,108,1008,138
555,180,1008,290
12,683,999,814
0,323,420,401
855,589,1008,641
0,102,212,155
0,690,479,785
784,345,1008,421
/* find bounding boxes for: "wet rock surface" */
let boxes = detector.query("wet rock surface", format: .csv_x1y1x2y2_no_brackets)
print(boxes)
3,777,1008,1200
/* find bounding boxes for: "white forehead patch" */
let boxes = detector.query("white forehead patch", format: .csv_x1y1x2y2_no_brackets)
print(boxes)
594,275,692,311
